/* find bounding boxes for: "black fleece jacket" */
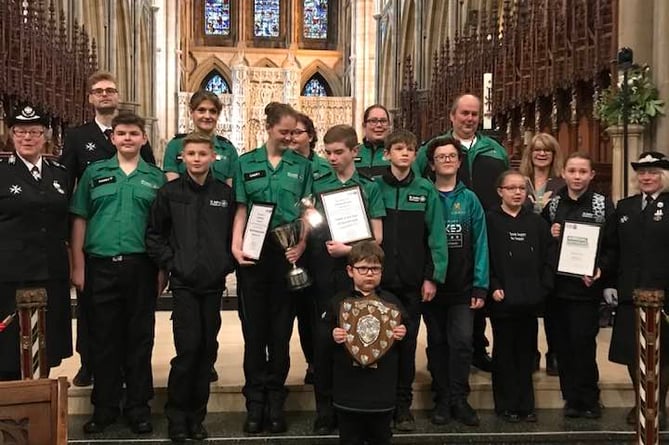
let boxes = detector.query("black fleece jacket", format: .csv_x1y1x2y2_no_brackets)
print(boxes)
145,173,234,292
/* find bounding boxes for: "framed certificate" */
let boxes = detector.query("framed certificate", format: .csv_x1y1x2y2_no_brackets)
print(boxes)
557,220,602,277
319,186,373,244
242,203,275,260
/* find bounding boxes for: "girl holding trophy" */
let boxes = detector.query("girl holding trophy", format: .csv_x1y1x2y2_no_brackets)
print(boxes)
231,102,313,434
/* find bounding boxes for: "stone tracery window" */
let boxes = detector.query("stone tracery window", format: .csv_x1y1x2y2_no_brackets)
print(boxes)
203,71,231,94
302,73,330,96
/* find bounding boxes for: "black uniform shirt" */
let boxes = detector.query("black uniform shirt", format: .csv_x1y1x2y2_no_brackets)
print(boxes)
0,155,71,282
60,121,155,186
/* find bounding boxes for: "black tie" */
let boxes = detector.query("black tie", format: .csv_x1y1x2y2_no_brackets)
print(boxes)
644,194,654,211
104,129,113,141
31,166,41,182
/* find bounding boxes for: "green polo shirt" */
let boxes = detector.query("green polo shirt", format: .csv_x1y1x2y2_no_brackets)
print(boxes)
312,169,386,220
354,139,389,178
234,146,313,229
308,150,332,180
163,134,239,181
70,156,167,257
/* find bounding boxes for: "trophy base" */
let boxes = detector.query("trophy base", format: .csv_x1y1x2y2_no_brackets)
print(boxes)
287,267,312,291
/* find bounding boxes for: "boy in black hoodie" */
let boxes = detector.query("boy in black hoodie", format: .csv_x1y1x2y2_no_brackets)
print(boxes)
487,170,554,423
331,241,407,445
145,133,234,442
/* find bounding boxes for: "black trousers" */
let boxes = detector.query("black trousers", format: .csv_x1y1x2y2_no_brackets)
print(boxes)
385,286,421,409
237,242,294,412
422,302,474,405
491,315,536,414
293,284,314,366
530,298,557,358
85,254,157,421
165,288,222,425
309,249,351,417
76,288,92,369
552,298,600,409
337,409,393,445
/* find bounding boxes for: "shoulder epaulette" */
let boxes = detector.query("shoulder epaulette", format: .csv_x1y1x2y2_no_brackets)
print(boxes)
357,171,374,182
313,169,333,181
239,150,255,159
45,158,66,170
172,133,187,140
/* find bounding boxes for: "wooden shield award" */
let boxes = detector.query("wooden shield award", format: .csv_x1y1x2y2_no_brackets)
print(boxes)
338,293,402,367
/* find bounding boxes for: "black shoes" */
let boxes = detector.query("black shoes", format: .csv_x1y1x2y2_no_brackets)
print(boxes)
188,422,208,440
564,402,602,419
451,400,480,426
82,416,115,434
129,418,153,434
168,423,188,443
546,353,559,376
210,366,218,382
472,352,493,373
393,406,416,432
243,406,264,434
313,413,336,435
73,365,93,387
431,403,450,425
269,414,287,434
499,410,521,423
563,402,581,418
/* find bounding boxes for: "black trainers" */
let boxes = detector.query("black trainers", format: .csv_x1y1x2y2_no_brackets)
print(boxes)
394,406,416,432
452,400,480,426
188,422,208,440
499,410,521,423
168,422,188,443
243,405,264,434
73,365,93,387
313,414,336,435
563,402,580,418
581,404,602,419
431,403,450,425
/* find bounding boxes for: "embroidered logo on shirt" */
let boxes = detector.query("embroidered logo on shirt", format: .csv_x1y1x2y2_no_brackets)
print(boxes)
619,215,629,224
86,142,96,152
407,194,427,203
9,185,21,195
244,170,266,181
287,172,299,179
140,179,159,189
92,176,116,188
8,155,15,165
209,199,228,208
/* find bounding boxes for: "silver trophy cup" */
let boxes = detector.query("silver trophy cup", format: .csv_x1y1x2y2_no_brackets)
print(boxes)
271,220,312,290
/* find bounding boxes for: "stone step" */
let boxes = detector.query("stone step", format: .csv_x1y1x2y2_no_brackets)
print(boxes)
66,375,635,415
66,409,666,444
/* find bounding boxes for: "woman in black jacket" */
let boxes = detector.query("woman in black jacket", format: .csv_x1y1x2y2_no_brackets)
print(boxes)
487,170,554,422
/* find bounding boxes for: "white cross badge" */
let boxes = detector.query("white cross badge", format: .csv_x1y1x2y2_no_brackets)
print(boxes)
53,180,65,194
86,142,96,152
9,185,21,195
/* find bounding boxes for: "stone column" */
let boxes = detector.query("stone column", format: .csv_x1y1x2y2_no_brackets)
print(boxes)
652,0,669,154
605,124,645,202
350,0,378,138
618,0,654,66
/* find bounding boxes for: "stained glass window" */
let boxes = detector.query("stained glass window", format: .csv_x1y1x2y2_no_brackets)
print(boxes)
204,0,231,36
302,74,329,96
303,0,328,39
254,0,280,38
203,73,231,94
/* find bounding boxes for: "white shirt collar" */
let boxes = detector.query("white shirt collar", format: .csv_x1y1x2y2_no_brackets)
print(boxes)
16,153,42,173
95,117,112,134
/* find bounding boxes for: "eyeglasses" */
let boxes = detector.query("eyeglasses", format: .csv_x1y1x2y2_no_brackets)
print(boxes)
433,153,459,163
351,265,383,275
90,87,118,96
532,148,554,154
365,118,389,126
12,129,44,137
499,185,527,192
291,129,309,136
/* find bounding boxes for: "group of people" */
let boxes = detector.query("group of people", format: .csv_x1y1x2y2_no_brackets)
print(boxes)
0,69,668,445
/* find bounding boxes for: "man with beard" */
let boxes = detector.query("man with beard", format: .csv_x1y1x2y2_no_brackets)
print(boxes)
60,71,156,387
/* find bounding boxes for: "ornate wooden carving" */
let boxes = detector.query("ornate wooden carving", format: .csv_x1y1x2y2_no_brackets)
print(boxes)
0,0,97,151
398,0,615,178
